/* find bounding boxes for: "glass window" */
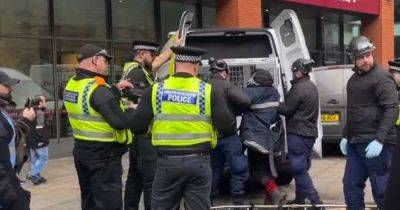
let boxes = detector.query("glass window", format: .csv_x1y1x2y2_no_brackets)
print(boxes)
0,38,58,137
344,20,360,63
56,40,109,138
114,43,132,81
0,0,49,36
395,0,400,57
54,0,107,39
323,21,340,65
112,0,156,41
160,1,196,42
202,5,216,28
299,18,316,50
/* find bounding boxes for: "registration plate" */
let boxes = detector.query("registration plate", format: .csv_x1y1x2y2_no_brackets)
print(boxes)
321,113,340,123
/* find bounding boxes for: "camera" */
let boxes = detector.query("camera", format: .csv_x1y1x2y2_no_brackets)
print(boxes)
25,96,42,109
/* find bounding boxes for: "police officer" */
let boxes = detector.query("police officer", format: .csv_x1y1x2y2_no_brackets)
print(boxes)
128,46,235,210
207,58,251,205
0,71,35,210
383,58,400,210
63,44,133,210
278,58,323,207
123,40,158,210
339,36,398,210
123,39,181,210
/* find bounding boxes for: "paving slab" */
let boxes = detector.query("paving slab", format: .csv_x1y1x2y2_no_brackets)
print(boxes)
22,156,375,210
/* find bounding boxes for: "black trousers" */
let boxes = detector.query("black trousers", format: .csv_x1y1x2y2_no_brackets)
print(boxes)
0,187,30,210
384,127,400,210
74,157,123,210
151,155,212,210
124,135,156,210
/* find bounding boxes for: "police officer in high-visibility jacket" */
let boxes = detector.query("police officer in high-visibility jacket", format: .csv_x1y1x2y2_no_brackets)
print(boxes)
123,40,180,210
63,44,133,210
128,46,235,210
384,58,400,210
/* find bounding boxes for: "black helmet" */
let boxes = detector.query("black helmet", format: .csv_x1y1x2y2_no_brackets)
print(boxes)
291,58,315,73
208,57,228,73
348,36,375,60
389,58,400,73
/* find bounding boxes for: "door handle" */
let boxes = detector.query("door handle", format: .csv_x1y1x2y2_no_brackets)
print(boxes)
327,99,338,105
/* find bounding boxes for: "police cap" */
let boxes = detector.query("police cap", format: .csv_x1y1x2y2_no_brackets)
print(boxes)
132,40,159,52
171,46,206,63
389,58,400,72
77,44,112,62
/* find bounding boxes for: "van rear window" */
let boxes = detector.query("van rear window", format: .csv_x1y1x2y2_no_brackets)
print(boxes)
186,34,272,60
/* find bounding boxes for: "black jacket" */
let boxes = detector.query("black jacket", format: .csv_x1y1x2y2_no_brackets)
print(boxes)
128,72,240,155
278,76,319,138
26,109,49,149
209,74,252,136
343,64,398,144
0,99,32,208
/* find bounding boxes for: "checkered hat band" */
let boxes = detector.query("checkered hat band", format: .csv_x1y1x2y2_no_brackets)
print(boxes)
133,45,158,51
175,54,202,62
390,66,400,71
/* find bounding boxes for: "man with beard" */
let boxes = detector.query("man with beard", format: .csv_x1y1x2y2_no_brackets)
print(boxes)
0,71,36,210
123,39,180,210
339,36,398,210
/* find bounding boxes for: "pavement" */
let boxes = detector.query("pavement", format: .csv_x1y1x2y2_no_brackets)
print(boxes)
21,152,376,210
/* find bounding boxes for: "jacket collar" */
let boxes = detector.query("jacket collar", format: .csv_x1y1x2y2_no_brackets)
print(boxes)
291,76,310,85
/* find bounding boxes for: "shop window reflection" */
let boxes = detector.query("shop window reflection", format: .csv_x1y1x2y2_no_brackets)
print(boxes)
54,0,107,39
0,37,58,137
0,0,49,36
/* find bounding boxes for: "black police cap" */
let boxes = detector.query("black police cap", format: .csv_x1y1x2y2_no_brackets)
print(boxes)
171,46,206,63
389,58,400,72
132,40,159,52
77,44,112,62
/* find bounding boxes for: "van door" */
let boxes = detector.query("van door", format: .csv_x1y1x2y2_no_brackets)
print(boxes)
270,9,323,157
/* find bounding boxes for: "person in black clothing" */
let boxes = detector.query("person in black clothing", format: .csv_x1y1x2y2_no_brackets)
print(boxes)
26,96,49,185
278,58,323,207
0,71,36,210
339,36,398,210
207,58,252,205
123,39,179,210
64,44,135,210
240,69,287,205
382,58,400,210
126,47,238,210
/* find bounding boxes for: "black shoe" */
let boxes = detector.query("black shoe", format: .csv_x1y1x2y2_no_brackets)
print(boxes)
29,175,47,185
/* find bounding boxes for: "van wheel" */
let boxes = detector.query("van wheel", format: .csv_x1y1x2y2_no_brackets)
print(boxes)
275,170,293,186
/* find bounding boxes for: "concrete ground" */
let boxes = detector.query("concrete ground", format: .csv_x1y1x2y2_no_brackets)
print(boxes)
21,153,376,210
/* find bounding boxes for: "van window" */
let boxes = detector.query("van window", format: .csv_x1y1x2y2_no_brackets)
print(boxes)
186,33,273,59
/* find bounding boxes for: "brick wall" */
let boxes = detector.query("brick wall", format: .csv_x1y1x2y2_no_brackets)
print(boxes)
362,0,394,68
216,0,262,28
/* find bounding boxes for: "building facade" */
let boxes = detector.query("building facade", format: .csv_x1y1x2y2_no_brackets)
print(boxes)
0,0,393,141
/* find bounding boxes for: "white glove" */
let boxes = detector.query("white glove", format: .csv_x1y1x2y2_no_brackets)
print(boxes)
340,138,348,155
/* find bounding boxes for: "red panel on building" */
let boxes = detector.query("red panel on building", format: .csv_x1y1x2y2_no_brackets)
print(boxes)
282,0,380,15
